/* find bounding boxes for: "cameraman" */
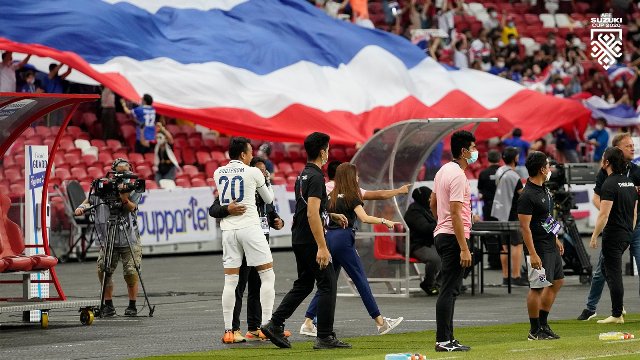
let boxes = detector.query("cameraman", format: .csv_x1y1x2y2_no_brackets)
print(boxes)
75,158,142,317
209,156,285,342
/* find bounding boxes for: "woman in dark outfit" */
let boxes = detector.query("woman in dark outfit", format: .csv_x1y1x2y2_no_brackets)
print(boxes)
300,163,404,336
590,147,638,324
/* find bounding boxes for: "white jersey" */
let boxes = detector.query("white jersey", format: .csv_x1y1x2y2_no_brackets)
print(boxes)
213,160,274,231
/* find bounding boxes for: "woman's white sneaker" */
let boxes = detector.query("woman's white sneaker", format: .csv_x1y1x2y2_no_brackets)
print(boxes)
377,317,404,335
299,322,317,337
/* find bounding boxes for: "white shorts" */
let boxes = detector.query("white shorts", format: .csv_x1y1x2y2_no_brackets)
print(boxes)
222,225,273,268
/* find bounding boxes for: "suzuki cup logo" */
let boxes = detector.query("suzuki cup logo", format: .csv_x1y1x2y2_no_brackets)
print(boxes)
590,13,623,70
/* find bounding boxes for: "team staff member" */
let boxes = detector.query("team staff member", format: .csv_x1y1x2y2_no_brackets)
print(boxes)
209,157,286,342
430,130,475,352
577,133,640,321
590,147,638,324
262,132,351,350
75,158,142,317
517,152,565,341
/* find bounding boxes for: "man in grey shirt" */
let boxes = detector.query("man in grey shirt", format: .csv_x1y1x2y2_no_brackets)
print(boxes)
491,147,527,286
75,158,143,317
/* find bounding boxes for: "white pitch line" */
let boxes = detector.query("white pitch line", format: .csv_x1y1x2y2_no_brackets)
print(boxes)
567,350,640,360
604,338,640,344
509,347,552,352
401,319,500,323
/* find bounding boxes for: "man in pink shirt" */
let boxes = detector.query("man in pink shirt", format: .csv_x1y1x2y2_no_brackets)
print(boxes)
430,130,476,352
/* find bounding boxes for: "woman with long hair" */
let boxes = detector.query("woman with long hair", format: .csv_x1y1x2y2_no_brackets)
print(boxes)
299,163,404,336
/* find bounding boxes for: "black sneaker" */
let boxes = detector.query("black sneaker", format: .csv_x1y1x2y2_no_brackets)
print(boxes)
419,282,439,296
100,305,116,317
435,340,470,352
528,329,553,340
540,325,560,339
577,309,597,321
512,277,530,287
261,321,291,348
124,306,137,317
313,335,352,349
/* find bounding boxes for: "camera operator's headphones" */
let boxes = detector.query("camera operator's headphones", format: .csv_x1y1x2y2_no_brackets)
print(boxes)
112,158,131,171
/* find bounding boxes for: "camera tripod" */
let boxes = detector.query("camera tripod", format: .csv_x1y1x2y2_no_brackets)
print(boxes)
89,201,155,318
553,188,593,284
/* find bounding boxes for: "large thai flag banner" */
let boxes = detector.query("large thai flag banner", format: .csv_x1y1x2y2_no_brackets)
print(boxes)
0,0,591,144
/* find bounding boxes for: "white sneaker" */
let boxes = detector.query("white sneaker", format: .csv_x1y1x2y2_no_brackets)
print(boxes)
299,322,317,337
623,307,627,316
377,317,404,335
597,316,624,324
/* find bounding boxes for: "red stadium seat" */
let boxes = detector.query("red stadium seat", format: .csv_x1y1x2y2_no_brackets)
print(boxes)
203,138,217,150
59,138,75,151
181,148,196,165
211,151,227,163
82,154,98,166
217,136,230,149
180,125,196,136
188,137,203,149
34,126,52,137
87,166,103,179
272,176,286,185
106,139,124,151
191,178,206,187
175,178,191,188
98,153,114,165
291,162,305,173
21,127,35,138
144,153,155,164
204,161,219,176
145,180,159,190
345,147,357,159
182,165,199,176
66,125,83,138
277,162,293,175
116,112,130,125
128,153,145,166
64,153,81,166
136,165,153,180
79,181,91,193
70,167,88,180
206,178,215,187
90,139,107,150
9,184,25,198
196,151,212,165
55,168,71,181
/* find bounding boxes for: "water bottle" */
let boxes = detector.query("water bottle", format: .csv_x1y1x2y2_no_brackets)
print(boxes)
599,332,635,340
385,354,424,360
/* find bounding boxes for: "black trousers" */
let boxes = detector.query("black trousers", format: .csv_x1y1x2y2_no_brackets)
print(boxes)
601,230,631,318
232,256,262,331
271,243,337,338
434,234,465,342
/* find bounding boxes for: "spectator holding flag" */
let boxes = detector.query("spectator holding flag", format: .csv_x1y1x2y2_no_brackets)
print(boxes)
121,94,157,154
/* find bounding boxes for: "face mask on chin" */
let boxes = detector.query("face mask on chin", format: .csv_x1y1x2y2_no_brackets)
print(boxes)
545,169,552,182
321,150,328,166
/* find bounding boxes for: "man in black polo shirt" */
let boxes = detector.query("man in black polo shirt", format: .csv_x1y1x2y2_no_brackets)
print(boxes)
262,132,350,349
590,147,638,324
577,132,640,321
518,151,565,341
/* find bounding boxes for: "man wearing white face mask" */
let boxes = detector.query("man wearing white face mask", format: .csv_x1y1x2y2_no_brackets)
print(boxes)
587,119,609,162
153,123,181,184
430,130,476,352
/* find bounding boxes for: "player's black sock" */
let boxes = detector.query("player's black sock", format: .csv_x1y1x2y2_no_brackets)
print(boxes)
129,300,136,308
539,310,549,326
529,317,539,333
105,299,113,307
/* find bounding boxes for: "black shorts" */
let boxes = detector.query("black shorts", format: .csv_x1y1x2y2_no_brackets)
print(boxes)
501,231,524,246
539,251,564,282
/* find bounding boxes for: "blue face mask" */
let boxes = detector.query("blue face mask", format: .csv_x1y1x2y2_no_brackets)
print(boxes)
467,150,479,164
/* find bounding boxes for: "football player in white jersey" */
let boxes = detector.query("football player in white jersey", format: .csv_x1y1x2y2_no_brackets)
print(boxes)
213,137,275,344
